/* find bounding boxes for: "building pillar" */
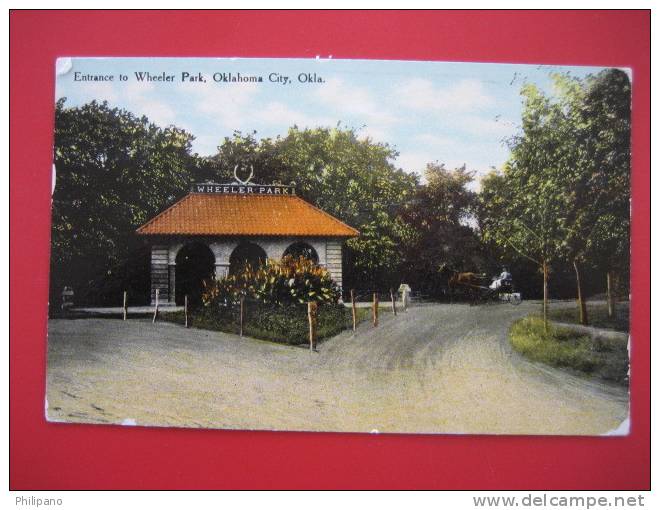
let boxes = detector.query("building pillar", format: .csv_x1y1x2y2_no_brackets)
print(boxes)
326,240,343,291
215,263,230,280
168,264,176,304
167,243,183,305
313,239,327,267
150,245,169,305
209,240,236,280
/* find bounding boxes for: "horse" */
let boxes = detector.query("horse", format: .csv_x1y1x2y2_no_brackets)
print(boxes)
447,271,486,304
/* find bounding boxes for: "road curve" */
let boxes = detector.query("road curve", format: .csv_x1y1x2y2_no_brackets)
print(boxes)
46,302,628,435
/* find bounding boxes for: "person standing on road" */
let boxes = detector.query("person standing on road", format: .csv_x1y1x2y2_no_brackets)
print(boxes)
398,283,411,311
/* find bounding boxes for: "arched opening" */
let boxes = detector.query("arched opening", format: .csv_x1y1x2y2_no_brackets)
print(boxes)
229,241,267,275
283,241,319,264
175,242,215,307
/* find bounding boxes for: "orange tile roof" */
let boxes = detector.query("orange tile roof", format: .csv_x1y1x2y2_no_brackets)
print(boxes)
136,193,359,237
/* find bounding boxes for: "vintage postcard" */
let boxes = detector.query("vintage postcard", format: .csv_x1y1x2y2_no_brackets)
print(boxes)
47,57,631,435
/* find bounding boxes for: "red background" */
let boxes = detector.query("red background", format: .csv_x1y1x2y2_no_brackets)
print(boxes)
10,10,650,490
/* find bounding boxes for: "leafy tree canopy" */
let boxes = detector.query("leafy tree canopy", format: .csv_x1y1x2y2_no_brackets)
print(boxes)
398,163,484,294
51,99,197,302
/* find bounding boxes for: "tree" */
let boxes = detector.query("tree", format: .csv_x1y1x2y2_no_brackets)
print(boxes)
52,99,197,305
545,70,630,324
479,84,571,331
545,73,593,325
398,163,483,296
579,70,631,318
479,70,631,328
197,130,281,184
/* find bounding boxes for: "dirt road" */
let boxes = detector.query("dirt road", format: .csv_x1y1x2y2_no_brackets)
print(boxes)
46,302,628,434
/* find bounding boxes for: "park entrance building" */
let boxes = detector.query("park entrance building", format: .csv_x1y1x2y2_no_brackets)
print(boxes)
137,179,359,305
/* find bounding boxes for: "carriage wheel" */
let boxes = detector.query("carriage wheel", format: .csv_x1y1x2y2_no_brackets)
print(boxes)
510,293,522,305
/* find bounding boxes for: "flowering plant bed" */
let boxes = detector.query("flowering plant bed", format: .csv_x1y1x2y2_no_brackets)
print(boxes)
163,255,363,344
203,255,340,307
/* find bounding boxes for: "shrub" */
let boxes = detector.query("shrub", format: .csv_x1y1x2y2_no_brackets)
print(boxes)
165,301,352,345
245,301,350,344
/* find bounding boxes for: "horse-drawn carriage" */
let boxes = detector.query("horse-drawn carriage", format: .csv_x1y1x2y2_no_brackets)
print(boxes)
448,270,522,305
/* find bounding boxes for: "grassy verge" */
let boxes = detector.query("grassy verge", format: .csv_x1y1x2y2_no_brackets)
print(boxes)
162,302,376,345
546,302,629,332
510,317,628,385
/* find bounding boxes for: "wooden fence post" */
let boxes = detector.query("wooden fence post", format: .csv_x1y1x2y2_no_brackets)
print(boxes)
350,289,357,331
239,295,245,337
184,295,189,328
122,291,128,321
372,292,379,327
152,288,159,323
308,301,318,352
390,288,397,316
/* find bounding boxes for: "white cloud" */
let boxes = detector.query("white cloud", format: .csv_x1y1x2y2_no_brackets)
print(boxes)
191,134,223,156
396,151,436,175
94,78,269,131
397,136,479,175
72,81,118,103
253,101,333,129
115,80,178,126
357,125,392,144
124,80,156,96
456,114,516,138
415,133,458,147
316,77,399,127
137,100,177,127
414,131,510,161
414,133,483,163
398,78,494,112
176,80,260,130
176,81,338,137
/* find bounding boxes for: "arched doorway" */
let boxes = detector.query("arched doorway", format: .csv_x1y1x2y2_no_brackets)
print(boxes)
229,242,267,275
283,241,319,264
175,242,215,306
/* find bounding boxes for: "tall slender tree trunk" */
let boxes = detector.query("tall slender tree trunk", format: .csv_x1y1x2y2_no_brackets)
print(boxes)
542,261,549,333
573,259,588,326
606,270,616,319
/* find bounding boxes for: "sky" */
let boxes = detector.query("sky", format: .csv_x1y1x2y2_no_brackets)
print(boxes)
55,57,613,189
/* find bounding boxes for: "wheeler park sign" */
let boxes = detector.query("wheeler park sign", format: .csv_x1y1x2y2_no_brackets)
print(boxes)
192,183,296,195
191,165,296,195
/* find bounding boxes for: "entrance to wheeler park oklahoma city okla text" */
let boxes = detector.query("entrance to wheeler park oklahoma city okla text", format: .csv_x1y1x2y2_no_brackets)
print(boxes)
136,167,359,306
